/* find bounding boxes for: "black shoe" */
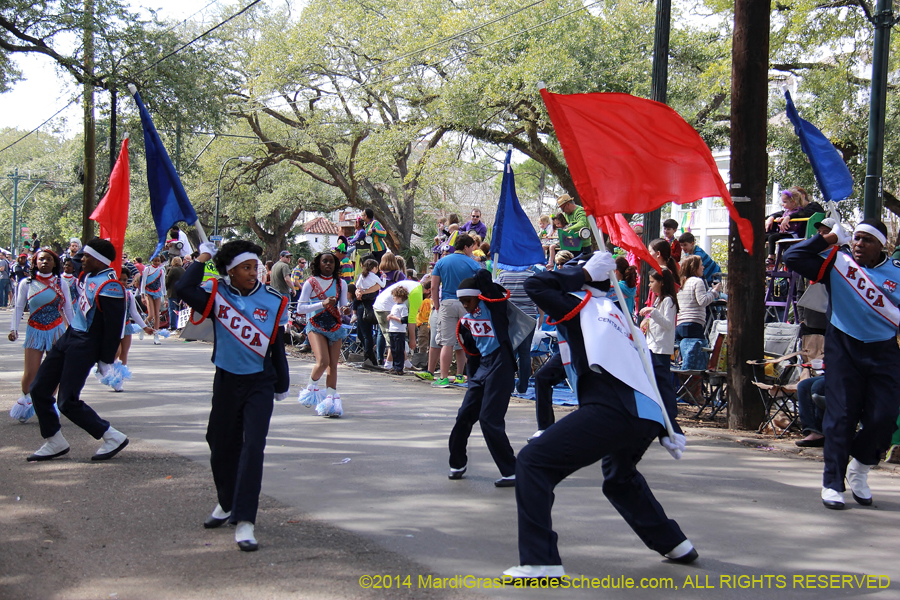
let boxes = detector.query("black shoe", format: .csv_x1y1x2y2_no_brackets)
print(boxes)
852,492,873,506
448,466,467,480
795,437,825,448
26,447,70,462
494,475,516,488
237,540,258,552
204,515,230,529
667,548,699,564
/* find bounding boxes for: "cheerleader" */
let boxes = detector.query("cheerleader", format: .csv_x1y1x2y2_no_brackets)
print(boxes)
60,257,78,302
295,250,349,417
174,240,289,552
140,255,166,344
8,249,74,422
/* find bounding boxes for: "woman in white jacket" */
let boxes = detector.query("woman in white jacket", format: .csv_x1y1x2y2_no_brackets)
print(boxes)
639,268,678,365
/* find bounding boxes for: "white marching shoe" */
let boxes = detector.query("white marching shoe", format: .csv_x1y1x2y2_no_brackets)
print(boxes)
822,487,845,509
27,430,70,462
846,458,873,506
235,521,258,552
92,426,129,461
502,565,566,580
153,332,161,345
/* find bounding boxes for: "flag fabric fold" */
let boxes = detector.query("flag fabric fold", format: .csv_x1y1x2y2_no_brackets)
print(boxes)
491,150,547,271
90,136,130,276
784,90,853,202
539,89,755,256
130,86,198,259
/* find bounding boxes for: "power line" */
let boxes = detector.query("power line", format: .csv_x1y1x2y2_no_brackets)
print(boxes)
0,98,79,155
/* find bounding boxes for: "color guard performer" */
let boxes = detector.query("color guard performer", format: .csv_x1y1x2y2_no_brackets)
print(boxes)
785,218,900,509
175,240,290,552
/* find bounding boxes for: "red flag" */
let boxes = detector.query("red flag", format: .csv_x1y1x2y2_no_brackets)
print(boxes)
540,89,754,257
91,136,129,275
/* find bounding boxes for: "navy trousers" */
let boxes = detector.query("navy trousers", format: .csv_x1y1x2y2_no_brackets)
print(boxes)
389,331,406,371
30,330,110,440
533,352,564,431
448,344,517,477
515,401,687,566
515,335,532,394
207,366,275,524
823,329,900,491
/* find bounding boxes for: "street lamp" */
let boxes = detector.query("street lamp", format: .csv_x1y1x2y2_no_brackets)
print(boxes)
215,156,253,237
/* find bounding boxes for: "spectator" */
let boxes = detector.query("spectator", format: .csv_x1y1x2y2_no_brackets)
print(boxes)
386,286,410,375
333,240,354,284
497,266,539,394
363,208,389,263
291,256,308,300
380,252,406,287
678,232,721,286
663,218,682,263
795,376,826,447
354,258,384,366
675,255,721,343
264,260,274,286
430,234,482,387
166,257,185,331
615,256,638,321
0,251,10,308
460,208,487,239
270,251,294,298
121,252,139,289
556,194,592,256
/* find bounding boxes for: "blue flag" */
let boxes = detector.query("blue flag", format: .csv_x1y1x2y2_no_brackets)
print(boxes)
491,150,546,271
130,86,198,258
784,90,853,202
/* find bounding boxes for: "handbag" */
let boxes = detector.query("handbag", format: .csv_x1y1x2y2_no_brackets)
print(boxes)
361,302,378,325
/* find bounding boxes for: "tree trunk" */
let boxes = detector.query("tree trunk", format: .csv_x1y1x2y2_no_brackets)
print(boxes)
81,0,96,244
247,206,304,261
727,0,770,430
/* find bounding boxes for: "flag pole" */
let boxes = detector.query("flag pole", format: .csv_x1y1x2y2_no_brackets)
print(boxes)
588,214,677,444
194,220,211,245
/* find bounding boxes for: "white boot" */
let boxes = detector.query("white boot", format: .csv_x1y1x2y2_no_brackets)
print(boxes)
821,486,845,509
235,521,258,551
846,458,873,505
93,426,129,461
153,332,161,345
27,430,70,462
329,393,343,418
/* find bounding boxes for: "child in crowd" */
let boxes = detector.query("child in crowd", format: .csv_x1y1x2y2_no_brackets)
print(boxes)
432,217,449,263
615,256,638,322
416,278,432,352
663,218,682,264
387,286,410,375
678,232,721,286
639,268,679,378
538,215,554,247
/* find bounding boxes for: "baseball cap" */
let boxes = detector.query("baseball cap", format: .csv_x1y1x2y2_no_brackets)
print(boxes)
280,250,292,257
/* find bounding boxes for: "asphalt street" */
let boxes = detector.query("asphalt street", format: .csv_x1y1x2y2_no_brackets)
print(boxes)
1,335,898,599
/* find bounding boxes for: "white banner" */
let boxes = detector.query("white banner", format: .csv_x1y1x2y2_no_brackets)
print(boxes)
177,307,191,329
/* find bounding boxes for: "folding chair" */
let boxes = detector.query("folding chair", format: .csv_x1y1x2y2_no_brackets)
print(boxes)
746,322,802,437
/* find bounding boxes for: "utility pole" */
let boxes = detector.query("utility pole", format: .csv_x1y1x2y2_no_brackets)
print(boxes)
727,0,770,430
82,0,96,244
640,0,671,307
0,169,45,254
863,0,895,219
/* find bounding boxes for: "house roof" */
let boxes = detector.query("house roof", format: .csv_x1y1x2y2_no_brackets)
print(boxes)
302,217,340,235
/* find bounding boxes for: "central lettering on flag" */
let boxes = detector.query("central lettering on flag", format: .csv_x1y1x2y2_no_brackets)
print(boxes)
213,293,269,356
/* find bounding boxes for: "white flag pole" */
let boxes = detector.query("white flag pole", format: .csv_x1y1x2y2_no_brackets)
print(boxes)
194,220,211,245
587,214,677,443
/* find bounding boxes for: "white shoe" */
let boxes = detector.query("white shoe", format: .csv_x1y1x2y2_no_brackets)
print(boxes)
329,394,343,418
138,329,144,340
27,431,70,462
235,521,258,552
297,385,320,407
316,395,334,417
822,487,845,509
10,394,34,423
153,332,161,345
527,430,544,443
383,359,391,370
502,565,566,580
846,458,873,505
404,359,414,369
93,426,129,461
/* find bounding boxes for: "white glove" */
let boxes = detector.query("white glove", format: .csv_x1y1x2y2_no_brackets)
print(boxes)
582,251,616,283
97,361,112,378
274,391,290,402
831,223,851,246
660,433,686,460
199,242,218,258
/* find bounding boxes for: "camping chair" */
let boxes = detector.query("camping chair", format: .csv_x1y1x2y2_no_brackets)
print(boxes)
746,322,803,437
339,323,364,363
672,321,728,419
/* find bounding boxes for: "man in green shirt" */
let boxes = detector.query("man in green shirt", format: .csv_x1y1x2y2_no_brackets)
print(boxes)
556,194,592,256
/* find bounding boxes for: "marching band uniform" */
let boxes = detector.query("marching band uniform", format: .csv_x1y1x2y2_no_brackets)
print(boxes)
448,270,517,486
9,273,74,422
176,256,290,550
95,288,149,392
503,253,695,580
28,249,129,462
60,271,78,303
294,275,349,416
785,228,900,507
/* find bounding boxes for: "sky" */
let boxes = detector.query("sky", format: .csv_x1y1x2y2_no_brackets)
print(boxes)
0,0,230,134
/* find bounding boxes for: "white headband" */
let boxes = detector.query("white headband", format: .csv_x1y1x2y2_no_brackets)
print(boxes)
456,288,480,298
853,224,887,246
227,252,259,272
83,246,112,266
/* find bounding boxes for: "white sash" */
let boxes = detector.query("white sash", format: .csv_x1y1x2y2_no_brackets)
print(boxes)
213,292,271,357
577,295,663,411
833,252,900,328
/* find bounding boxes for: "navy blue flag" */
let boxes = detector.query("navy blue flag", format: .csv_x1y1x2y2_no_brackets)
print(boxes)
491,150,546,271
130,85,198,258
784,90,853,202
